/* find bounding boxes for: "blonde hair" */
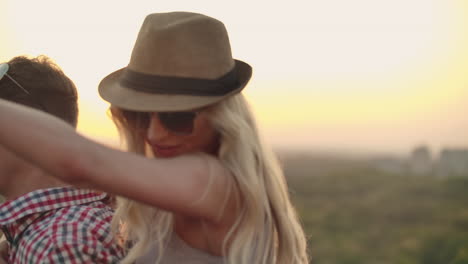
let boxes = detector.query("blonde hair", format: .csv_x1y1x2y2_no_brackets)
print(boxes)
110,94,309,264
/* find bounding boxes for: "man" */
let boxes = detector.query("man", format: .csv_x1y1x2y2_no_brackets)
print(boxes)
0,56,123,263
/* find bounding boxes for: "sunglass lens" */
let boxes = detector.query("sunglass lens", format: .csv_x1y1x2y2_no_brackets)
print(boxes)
158,112,196,134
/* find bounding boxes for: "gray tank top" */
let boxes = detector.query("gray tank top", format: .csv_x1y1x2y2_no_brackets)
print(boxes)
135,234,224,264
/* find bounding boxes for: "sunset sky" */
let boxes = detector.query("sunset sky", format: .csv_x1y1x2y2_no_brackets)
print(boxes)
1,0,467,156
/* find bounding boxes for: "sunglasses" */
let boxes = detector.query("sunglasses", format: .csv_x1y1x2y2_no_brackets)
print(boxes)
0,63,30,95
134,110,200,135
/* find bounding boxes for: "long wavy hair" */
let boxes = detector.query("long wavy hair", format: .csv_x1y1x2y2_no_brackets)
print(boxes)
109,94,309,264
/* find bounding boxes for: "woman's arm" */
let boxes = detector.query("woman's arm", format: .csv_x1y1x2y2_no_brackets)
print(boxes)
0,99,237,223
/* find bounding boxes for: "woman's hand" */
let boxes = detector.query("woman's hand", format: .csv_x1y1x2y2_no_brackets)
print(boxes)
0,240,9,263
0,98,90,186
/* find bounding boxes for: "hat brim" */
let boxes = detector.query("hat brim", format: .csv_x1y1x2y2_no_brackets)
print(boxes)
98,60,252,112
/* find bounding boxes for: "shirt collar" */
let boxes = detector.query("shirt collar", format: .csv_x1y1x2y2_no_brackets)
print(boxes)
0,186,108,226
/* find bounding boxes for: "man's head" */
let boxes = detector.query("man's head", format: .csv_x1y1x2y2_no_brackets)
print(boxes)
0,55,79,198
0,55,78,127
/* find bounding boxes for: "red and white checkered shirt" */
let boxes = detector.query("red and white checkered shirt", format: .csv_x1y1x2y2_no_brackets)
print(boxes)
0,187,124,263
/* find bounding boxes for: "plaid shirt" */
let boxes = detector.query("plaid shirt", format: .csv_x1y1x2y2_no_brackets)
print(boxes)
0,187,124,264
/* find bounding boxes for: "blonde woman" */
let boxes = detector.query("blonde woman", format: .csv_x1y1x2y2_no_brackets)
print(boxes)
0,12,309,263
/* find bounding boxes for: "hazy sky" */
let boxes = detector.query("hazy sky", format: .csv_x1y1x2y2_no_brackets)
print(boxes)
1,0,467,156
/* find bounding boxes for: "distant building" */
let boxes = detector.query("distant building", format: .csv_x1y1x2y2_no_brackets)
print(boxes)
437,148,468,177
409,145,433,175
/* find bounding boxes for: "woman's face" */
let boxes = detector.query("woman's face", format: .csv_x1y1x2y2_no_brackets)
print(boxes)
145,110,219,158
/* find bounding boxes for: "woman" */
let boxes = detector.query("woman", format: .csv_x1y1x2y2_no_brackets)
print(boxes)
0,12,308,264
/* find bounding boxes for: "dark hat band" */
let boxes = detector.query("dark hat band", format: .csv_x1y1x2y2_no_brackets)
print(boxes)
120,66,240,96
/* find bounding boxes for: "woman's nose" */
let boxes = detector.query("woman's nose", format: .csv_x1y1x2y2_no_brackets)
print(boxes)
146,113,170,142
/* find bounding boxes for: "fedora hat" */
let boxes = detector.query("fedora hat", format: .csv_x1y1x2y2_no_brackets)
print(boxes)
99,12,252,112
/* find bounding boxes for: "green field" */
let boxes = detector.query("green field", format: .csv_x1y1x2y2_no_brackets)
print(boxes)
283,153,468,264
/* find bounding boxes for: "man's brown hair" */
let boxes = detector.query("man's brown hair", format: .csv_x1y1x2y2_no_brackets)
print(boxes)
0,55,78,127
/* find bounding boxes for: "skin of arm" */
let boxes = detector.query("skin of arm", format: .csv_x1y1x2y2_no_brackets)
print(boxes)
0,99,238,224
0,240,7,263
